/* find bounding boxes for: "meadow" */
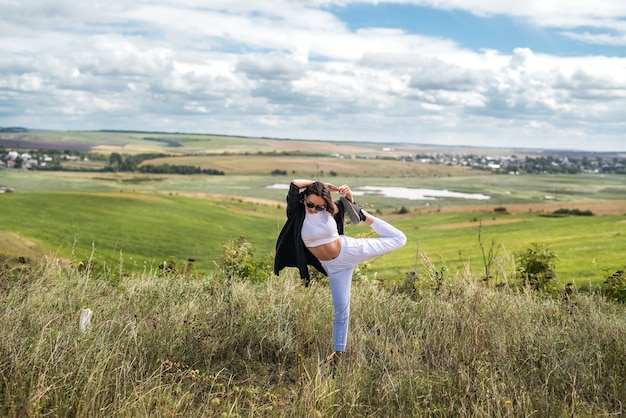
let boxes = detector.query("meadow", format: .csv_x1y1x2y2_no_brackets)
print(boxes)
2,250,626,417
2,130,626,416
1,166,625,287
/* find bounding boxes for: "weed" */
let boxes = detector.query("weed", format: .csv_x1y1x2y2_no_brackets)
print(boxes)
515,242,559,291
213,236,273,284
603,267,626,303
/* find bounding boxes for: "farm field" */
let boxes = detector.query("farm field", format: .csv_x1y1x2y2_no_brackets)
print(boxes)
3,131,626,417
0,129,547,156
1,130,626,288
1,184,625,287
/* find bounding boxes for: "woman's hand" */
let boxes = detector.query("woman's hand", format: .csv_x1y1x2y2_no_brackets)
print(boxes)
336,184,354,202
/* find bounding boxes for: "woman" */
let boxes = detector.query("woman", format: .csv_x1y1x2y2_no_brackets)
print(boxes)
274,179,407,361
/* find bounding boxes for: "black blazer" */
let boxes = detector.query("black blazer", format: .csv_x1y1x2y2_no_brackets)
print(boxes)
273,182,346,286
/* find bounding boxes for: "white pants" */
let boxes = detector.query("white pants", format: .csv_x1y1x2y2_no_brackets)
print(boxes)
319,218,406,352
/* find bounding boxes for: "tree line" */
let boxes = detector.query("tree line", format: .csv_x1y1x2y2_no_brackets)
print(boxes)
106,152,224,175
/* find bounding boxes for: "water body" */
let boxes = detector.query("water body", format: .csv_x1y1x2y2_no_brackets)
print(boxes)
267,184,490,201
358,186,490,201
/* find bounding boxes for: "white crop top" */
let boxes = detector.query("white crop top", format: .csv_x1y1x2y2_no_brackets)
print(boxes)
301,211,339,247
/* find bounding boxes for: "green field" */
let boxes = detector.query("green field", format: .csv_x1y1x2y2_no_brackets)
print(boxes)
1,130,626,287
0,191,283,273
1,186,625,287
4,130,626,417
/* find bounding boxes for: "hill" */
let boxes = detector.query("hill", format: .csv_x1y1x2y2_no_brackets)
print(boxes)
1,260,625,416
1,129,625,287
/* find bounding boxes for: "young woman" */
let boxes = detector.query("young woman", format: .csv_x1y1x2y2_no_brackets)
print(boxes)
274,179,407,360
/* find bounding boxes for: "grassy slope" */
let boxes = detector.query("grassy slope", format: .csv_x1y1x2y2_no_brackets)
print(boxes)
0,192,282,273
2,264,626,416
1,189,625,286
4,131,626,416
388,212,626,286
2,131,626,286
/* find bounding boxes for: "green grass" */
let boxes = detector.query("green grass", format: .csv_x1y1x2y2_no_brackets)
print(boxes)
2,132,626,415
1,189,625,287
4,170,626,209
0,192,282,273
388,212,626,287
0,129,285,155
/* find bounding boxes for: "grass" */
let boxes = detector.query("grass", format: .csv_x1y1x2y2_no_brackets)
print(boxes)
350,209,626,287
1,187,625,287
1,256,625,417
139,154,478,177
0,192,282,273
2,132,626,415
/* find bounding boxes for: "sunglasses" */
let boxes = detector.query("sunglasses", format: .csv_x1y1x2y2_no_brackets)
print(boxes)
305,200,326,212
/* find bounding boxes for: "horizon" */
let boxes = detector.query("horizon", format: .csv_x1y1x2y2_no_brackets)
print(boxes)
1,126,624,156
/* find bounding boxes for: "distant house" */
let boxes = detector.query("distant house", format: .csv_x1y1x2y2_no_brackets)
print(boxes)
24,159,38,169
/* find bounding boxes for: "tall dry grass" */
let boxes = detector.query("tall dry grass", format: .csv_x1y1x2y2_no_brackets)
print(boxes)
1,252,625,417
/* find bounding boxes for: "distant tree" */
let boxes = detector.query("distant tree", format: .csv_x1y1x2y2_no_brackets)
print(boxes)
397,206,409,214
108,152,123,171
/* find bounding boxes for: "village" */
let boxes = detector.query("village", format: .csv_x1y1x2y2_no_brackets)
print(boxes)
2,145,625,175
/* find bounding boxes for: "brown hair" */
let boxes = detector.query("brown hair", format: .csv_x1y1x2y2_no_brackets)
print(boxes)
302,181,334,214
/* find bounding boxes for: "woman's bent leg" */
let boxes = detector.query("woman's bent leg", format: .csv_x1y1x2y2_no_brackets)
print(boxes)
348,218,407,264
370,217,406,248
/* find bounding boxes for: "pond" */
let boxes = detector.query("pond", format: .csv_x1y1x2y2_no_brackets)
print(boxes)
267,184,490,201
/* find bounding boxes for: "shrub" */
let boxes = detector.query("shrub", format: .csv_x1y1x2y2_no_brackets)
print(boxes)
552,208,594,216
515,242,559,291
603,268,626,303
213,236,273,283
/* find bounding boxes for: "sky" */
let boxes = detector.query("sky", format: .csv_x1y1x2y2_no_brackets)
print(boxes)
1,1,626,151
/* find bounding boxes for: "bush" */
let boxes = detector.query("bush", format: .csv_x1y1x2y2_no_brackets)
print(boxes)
603,268,626,303
212,236,273,283
515,242,559,291
553,208,594,216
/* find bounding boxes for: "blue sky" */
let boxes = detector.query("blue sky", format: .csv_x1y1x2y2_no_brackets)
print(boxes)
1,1,626,151
335,4,622,57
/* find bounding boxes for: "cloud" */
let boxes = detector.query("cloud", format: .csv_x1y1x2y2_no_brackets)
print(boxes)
1,1,626,150
236,53,307,81
560,30,626,46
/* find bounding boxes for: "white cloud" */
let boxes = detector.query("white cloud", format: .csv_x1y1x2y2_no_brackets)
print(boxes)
561,31,626,46
1,1,626,150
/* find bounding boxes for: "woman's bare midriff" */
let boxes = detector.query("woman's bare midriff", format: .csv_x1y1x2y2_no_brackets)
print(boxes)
307,238,341,261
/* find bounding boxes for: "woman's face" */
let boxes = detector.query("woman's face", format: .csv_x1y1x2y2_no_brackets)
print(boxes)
304,193,326,214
